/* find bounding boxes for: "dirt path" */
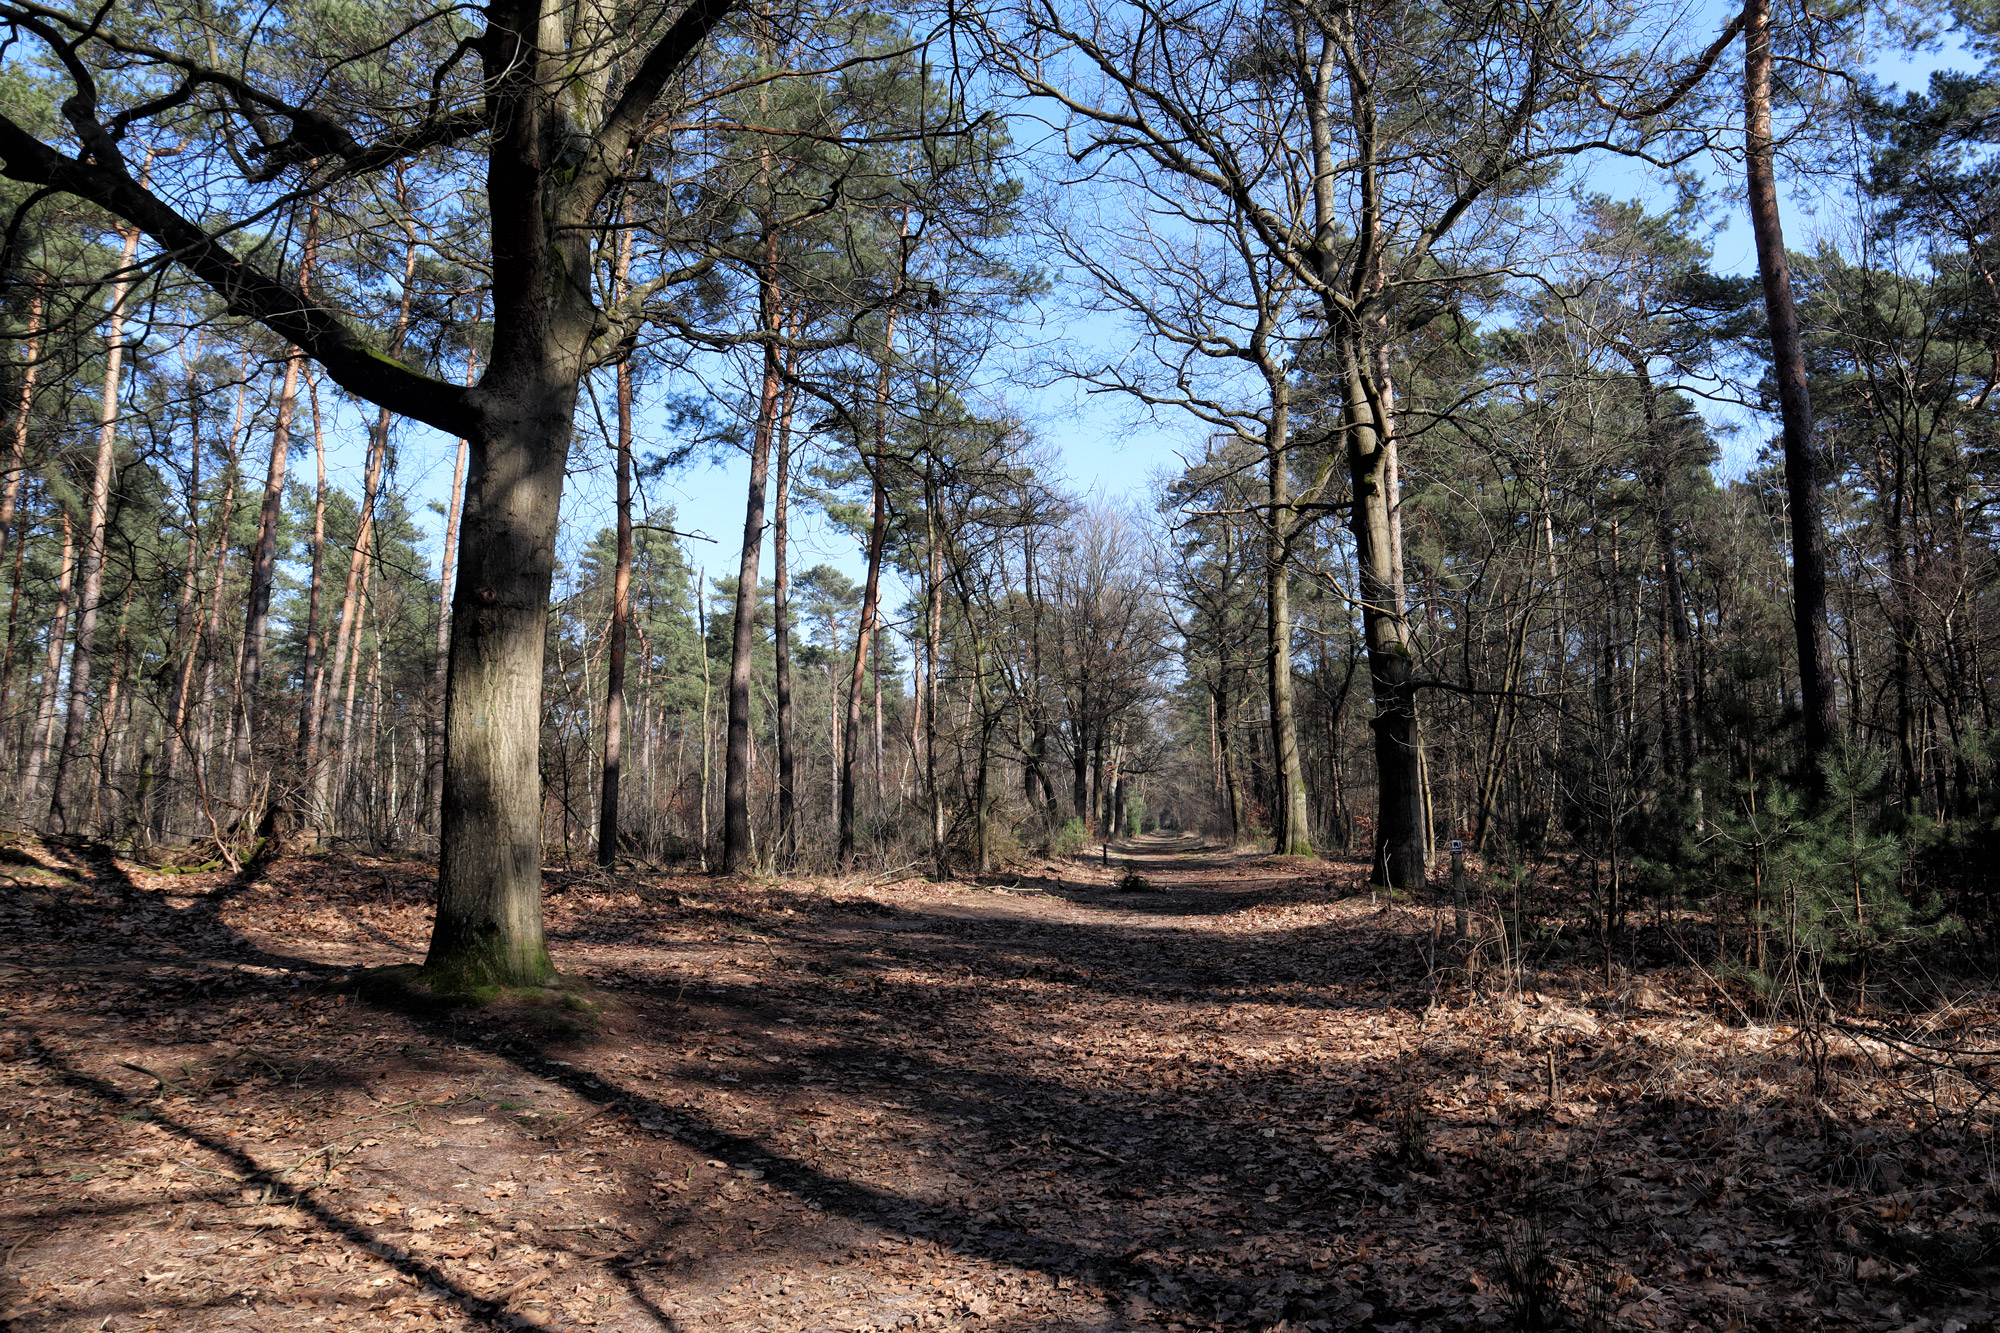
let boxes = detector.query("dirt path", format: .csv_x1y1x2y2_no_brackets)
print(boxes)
1,837,1989,1331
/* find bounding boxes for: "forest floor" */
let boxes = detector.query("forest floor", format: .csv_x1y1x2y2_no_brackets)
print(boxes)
2,834,1998,1333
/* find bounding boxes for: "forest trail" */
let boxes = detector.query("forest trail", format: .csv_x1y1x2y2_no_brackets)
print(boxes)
2,840,1987,1332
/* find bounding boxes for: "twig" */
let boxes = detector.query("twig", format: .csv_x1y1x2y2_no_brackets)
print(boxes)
484,1267,548,1304
1054,1134,1126,1165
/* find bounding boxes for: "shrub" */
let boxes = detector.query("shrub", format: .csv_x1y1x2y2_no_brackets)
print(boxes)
1049,817,1090,857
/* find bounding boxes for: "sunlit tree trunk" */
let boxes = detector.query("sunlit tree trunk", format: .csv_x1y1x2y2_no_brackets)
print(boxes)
1263,379,1311,856
840,312,897,871
722,241,784,873
46,205,144,836
226,207,316,814
772,353,799,868
0,279,43,601
22,511,73,803
334,546,375,823
296,374,329,765
225,347,303,813
0,279,45,774
924,455,946,877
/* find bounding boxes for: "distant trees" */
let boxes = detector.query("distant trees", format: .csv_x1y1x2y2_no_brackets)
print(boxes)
982,0,1751,883
8,0,2000,998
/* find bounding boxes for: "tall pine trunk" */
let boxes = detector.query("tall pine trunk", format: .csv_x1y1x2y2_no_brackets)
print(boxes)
22,511,73,803
296,373,329,762
151,346,212,832
226,209,315,814
772,356,798,868
45,208,143,835
225,347,303,813
596,341,634,867
313,417,384,817
840,317,897,872
1744,0,1838,772
0,280,45,774
721,251,784,873
1263,379,1311,856
597,235,636,869
0,280,43,608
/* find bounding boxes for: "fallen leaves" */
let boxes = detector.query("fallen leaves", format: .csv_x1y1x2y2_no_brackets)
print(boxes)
2,837,1998,1331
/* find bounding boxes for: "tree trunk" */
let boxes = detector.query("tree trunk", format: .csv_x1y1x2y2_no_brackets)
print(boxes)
1264,383,1311,856
1304,33,1420,883
334,538,376,821
697,569,712,871
426,333,481,831
596,336,634,868
0,280,43,606
147,348,208,832
311,228,416,815
1341,331,1426,887
22,510,74,803
1744,0,1838,773
421,369,577,986
225,346,303,811
45,209,143,836
313,410,387,814
924,457,946,877
722,276,784,872
772,358,798,868
1217,677,1245,841
1632,364,1698,787
227,208,315,812
839,365,895,871
0,280,45,774
296,373,328,762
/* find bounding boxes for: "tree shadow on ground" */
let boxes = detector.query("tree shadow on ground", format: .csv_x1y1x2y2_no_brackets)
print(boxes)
1,842,1964,1332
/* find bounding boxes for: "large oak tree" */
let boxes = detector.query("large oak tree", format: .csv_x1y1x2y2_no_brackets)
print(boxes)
0,0,734,985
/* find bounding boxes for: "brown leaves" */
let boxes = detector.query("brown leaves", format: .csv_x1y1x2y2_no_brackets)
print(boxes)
5,841,2000,1331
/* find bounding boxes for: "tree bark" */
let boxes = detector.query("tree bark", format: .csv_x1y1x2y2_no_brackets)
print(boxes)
924,455,946,877
722,264,784,873
1744,0,1838,773
1342,331,1426,887
21,510,73,803
0,280,45,773
0,280,43,604
296,373,329,763
227,207,316,812
313,412,386,816
1303,31,1423,885
334,535,376,817
45,207,143,836
1264,382,1312,856
311,230,415,816
225,346,303,811
597,232,636,869
772,354,799,868
840,316,897,871
426,331,481,832
596,338,634,868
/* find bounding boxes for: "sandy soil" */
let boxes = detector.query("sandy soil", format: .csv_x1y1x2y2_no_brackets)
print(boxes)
2,834,1994,1332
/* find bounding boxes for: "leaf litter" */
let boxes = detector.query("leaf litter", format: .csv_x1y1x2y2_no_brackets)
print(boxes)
0,834,1996,1330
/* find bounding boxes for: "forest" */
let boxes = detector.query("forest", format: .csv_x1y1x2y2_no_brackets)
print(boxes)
6,0,2000,1328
